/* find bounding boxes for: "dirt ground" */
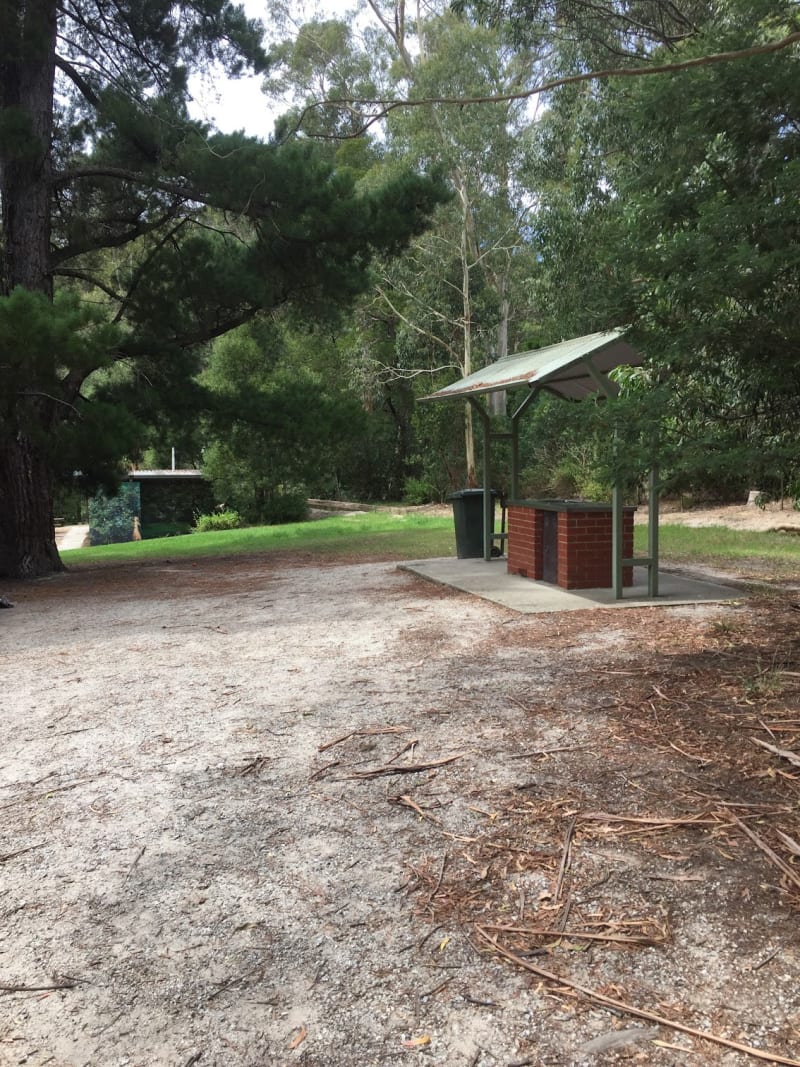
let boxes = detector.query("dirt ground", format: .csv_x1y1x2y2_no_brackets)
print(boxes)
639,499,800,533
2,518,800,1067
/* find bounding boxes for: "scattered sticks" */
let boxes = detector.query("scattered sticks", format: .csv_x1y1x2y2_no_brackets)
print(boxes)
728,812,800,895
751,737,800,769
475,929,800,1067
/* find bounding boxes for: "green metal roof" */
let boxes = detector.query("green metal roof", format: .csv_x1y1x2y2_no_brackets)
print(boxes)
423,329,642,402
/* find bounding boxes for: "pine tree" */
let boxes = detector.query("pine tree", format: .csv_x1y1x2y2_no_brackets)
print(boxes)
0,0,446,578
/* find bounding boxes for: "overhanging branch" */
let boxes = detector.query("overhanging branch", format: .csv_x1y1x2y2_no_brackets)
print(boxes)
293,30,800,138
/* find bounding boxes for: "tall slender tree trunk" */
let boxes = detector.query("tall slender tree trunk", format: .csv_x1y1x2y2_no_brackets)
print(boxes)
0,0,64,578
457,176,477,486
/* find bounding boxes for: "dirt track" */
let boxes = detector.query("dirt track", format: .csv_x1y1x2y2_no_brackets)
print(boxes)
2,554,800,1066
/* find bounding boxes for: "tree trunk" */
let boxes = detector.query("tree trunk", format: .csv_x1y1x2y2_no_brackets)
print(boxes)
464,401,477,487
458,176,477,486
0,0,63,578
0,0,57,296
0,432,63,578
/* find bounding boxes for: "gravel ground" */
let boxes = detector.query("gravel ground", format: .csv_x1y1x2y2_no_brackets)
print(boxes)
2,554,799,1067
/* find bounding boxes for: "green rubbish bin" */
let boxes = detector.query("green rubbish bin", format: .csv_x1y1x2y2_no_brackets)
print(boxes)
448,489,497,559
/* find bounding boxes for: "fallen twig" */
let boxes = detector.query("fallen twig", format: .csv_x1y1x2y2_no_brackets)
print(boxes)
0,978,78,993
579,811,718,828
775,829,800,857
475,928,800,1066
206,962,262,1002
425,851,448,910
0,774,106,812
478,922,666,947
728,812,800,894
509,745,589,760
309,760,339,782
667,740,712,765
318,725,407,753
389,794,443,826
554,816,576,903
751,737,800,769
239,755,270,775
0,844,44,864
346,754,465,780
123,846,146,886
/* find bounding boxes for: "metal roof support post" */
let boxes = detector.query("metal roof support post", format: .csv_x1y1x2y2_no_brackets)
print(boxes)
468,397,493,561
648,464,660,597
612,477,624,600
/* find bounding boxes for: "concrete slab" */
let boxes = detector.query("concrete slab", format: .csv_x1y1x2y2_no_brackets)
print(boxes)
399,558,744,613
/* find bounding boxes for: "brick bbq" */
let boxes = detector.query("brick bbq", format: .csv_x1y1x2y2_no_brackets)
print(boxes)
424,330,660,599
507,499,636,590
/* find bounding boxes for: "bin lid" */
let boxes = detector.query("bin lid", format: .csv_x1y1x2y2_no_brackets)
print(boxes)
447,489,498,499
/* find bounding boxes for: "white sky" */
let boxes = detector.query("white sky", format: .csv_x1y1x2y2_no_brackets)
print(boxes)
188,0,359,138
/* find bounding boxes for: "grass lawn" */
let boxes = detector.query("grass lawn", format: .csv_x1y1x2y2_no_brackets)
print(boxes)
635,523,800,578
62,512,457,568
61,511,800,581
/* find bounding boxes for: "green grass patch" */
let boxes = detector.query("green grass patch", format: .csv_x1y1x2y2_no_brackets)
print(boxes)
63,514,800,579
635,523,800,576
63,512,456,568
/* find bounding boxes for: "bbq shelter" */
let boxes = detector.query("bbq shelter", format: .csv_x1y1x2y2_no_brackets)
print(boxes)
423,329,660,600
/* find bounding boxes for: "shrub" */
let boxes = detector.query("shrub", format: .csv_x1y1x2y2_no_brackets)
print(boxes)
402,477,440,506
262,489,308,525
194,510,242,532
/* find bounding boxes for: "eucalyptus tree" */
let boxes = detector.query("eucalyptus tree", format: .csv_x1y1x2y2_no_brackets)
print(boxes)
0,0,447,578
380,11,543,483
525,0,800,496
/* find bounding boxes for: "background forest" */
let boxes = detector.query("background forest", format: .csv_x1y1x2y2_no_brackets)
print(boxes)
31,0,800,527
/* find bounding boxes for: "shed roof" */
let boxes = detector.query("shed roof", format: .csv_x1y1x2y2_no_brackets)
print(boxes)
128,469,205,480
423,329,642,402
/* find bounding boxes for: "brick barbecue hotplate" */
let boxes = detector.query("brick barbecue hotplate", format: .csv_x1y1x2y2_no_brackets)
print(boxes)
506,499,636,590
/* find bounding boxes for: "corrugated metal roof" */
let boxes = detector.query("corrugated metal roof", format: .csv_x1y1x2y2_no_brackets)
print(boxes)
423,329,642,402
129,469,205,479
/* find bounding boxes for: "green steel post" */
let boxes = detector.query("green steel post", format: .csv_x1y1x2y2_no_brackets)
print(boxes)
612,480,624,600
511,422,520,502
468,397,493,561
482,408,492,561
648,465,660,597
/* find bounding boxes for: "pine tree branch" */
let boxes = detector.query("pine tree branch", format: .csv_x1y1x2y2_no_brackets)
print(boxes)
51,165,275,221
50,209,185,265
54,53,100,107
52,267,123,302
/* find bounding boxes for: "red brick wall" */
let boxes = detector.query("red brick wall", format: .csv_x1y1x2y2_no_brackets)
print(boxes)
557,510,634,589
507,506,543,579
507,504,634,589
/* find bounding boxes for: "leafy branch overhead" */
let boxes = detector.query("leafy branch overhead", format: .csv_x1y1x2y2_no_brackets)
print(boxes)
283,23,800,139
